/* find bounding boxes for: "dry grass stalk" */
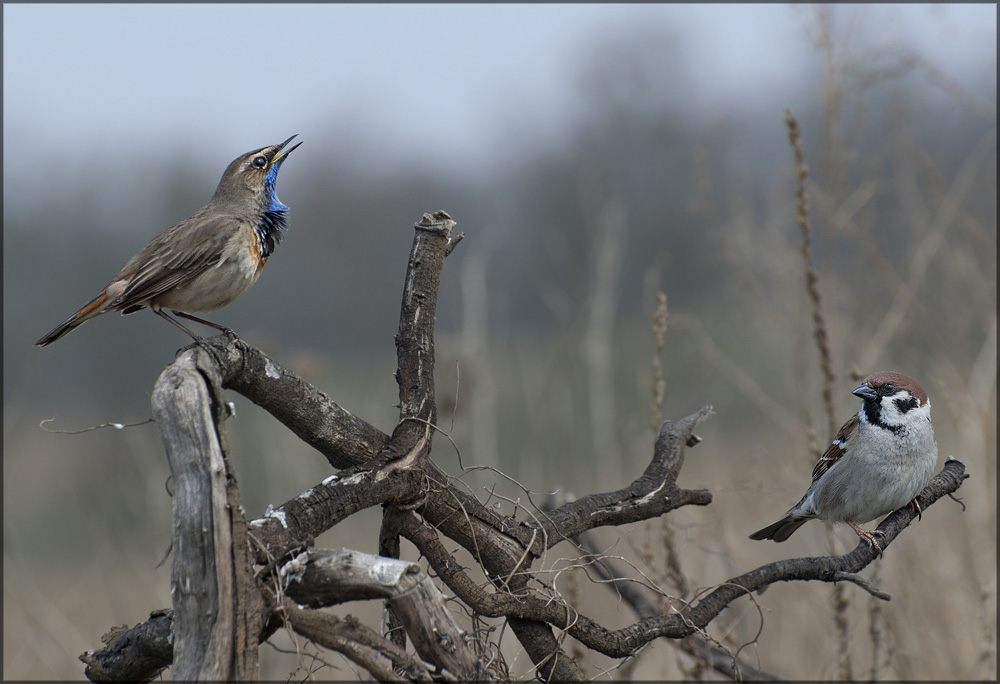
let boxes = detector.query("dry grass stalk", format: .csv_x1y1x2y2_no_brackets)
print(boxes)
650,291,668,432
786,107,853,681
785,108,837,440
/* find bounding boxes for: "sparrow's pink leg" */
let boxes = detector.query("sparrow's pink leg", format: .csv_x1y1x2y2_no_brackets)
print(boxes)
845,518,885,555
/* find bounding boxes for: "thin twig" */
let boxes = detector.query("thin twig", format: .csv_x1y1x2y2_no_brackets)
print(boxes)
830,570,892,602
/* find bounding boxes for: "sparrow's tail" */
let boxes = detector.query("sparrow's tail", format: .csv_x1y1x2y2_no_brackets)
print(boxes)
34,292,110,347
748,514,813,543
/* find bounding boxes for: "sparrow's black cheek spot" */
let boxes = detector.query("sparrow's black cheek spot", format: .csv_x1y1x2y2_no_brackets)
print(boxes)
863,399,903,432
895,395,918,413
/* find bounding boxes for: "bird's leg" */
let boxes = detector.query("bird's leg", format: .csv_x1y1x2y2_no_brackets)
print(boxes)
155,310,226,367
154,308,206,343
845,518,885,555
172,310,238,338
908,498,922,521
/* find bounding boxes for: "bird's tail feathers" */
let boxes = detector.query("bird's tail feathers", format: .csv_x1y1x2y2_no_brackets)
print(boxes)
34,292,109,347
748,513,813,542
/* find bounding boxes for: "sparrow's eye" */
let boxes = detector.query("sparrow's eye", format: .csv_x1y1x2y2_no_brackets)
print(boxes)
253,156,267,168
884,383,894,392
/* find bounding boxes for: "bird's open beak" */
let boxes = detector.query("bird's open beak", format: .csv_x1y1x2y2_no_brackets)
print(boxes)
852,383,877,400
273,134,302,163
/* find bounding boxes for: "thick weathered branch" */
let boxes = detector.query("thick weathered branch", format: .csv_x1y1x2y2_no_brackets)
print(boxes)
378,514,409,652
79,610,173,682
507,619,585,682
82,548,480,681
245,455,426,560
215,343,716,575
277,548,422,606
150,349,236,680
279,599,434,683
205,338,534,565
216,338,387,470
393,211,459,426
534,407,714,549
276,548,480,679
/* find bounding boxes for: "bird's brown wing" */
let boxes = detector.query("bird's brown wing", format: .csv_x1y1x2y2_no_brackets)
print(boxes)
811,413,859,482
107,213,245,310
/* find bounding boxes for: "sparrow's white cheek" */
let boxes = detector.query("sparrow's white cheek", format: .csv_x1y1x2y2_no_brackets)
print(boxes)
881,396,931,429
879,395,914,426
880,393,930,425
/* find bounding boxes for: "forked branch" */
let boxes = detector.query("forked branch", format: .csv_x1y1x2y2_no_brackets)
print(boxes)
82,208,970,682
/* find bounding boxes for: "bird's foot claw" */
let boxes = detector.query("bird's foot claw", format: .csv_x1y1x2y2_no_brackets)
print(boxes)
180,337,226,368
846,518,885,556
859,529,885,555
909,498,922,521
203,344,227,368
178,337,205,355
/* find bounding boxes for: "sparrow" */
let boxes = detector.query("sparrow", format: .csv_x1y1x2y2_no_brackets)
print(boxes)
749,371,938,552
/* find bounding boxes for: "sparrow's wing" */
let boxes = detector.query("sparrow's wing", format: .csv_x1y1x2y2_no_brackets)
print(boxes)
107,213,246,310
811,413,860,482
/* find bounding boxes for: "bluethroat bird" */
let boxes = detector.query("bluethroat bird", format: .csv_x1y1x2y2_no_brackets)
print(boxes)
34,135,301,347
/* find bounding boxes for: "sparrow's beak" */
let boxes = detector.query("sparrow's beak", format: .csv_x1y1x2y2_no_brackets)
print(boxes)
852,383,877,400
273,134,302,164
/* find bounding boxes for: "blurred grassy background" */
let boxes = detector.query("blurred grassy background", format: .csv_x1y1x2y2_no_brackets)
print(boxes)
4,6,995,680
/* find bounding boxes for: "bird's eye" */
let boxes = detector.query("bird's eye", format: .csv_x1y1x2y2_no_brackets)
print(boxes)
884,383,894,392
253,156,267,168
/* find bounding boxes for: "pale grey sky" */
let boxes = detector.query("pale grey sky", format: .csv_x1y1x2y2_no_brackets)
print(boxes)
3,4,996,154
4,3,993,187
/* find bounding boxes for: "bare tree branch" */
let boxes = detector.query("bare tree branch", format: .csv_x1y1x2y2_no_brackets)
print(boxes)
535,407,714,548
276,548,481,679
80,206,971,682
79,610,172,683
279,598,434,683
150,350,237,680
568,523,785,681
392,461,966,659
